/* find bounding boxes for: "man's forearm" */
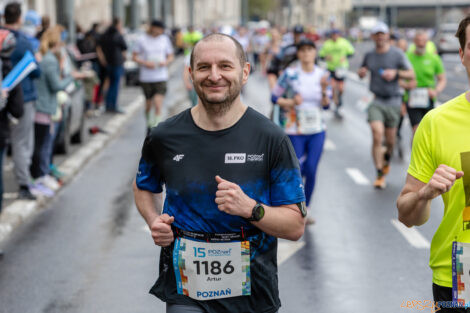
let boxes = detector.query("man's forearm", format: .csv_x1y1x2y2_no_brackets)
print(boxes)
252,204,305,241
133,180,162,226
397,191,431,227
435,75,447,94
398,69,415,80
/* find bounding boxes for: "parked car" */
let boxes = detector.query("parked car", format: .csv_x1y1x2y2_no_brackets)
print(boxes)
54,47,86,154
434,23,460,55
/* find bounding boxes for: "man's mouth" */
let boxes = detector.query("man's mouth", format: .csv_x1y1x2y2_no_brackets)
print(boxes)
204,85,227,90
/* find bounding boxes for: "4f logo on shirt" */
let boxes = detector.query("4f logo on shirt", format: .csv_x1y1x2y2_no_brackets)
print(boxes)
225,153,246,164
173,154,184,162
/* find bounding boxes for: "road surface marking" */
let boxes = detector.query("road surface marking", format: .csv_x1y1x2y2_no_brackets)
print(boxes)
142,225,150,234
391,219,430,249
324,139,337,151
278,240,305,265
346,168,371,185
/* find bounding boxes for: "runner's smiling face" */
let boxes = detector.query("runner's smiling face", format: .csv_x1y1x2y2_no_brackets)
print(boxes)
190,38,250,114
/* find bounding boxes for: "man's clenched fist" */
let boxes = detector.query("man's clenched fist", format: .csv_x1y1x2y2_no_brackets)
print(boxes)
419,164,464,200
149,213,175,247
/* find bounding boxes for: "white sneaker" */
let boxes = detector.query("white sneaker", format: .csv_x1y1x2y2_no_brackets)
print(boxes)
36,175,60,191
29,183,55,198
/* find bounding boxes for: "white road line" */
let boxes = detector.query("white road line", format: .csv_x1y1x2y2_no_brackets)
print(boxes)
142,225,150,234
346,168,371,185
278,240,305,265
391,219,430,249
324,139,337,151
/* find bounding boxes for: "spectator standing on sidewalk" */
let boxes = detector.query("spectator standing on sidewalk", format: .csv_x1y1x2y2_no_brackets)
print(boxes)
0,29,21,211
3,2,42,200
96,17,127,113
133,20,174,130
31,28,81,194
35,15,49,40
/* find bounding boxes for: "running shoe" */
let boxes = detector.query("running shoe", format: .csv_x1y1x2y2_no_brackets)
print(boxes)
18,187,36,200
334,108,343,119
50,164,65,179
373,176,386,189
29,183,55,198
382,163,391,176
35,175,61,191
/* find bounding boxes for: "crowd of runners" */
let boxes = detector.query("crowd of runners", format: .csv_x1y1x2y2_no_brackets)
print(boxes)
131,14,470,313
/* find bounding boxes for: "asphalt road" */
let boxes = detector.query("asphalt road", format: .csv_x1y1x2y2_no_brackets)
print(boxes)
0,46,467,313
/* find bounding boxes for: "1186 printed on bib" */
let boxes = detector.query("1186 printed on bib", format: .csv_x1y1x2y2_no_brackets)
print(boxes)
173,237,251,301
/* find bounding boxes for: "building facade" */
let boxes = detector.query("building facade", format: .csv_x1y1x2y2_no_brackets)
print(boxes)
269,0,352,30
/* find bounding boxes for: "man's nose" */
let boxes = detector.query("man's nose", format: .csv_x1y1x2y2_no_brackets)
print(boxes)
208,65,221,81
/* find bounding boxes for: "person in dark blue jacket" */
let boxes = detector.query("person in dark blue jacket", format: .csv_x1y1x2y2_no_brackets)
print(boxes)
3,2,42,200
0,28,23,211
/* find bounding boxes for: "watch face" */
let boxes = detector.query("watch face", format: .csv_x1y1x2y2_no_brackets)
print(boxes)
255,204,265,221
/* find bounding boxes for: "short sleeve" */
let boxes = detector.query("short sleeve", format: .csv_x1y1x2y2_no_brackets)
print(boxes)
271,70,290,98
346,40,355,55
398,50,412,70
135,134,164,193
118,34,127,51
408,113,436,183
133,37,143,54
361,53,369,68
165,36,174,55
269,136,306,206
434,55,445,75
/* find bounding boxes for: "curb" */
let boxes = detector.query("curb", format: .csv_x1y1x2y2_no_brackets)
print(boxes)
0,56,185,246
0,94,144,245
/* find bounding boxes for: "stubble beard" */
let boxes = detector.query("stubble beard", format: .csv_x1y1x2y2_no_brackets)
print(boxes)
196,76,242,116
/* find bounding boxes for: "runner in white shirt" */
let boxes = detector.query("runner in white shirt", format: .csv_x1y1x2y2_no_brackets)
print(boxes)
271,39,330,224
133,20,174,131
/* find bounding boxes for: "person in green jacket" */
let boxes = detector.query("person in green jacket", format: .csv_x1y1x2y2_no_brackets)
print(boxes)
319,29,355,118
405,31,446,137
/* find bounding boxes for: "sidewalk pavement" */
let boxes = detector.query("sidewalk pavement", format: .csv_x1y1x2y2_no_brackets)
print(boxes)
0,56,187,246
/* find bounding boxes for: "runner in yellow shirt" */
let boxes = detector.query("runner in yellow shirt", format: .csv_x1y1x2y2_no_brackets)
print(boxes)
397,16,470,312
319,29,354,119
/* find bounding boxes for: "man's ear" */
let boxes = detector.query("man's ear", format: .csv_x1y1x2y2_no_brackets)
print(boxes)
242,62,251,84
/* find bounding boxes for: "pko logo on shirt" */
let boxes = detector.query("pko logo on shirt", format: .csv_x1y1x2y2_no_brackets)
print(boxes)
225,153,246,164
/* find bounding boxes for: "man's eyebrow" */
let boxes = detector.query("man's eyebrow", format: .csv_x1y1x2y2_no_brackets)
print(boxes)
195,59,236,66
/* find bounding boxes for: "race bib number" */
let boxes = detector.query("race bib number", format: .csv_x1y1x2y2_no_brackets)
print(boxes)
297,107,323,134
452,242,470,305
335,68,347,79
408,88,430,109
173,237,251,301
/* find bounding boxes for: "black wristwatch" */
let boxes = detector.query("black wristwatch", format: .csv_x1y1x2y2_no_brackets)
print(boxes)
247,202,265,222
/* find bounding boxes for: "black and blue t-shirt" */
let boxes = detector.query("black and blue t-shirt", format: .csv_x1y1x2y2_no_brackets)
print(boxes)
136,107,305,313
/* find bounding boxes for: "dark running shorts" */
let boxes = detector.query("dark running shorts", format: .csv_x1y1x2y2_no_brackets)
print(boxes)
140,81,167,99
